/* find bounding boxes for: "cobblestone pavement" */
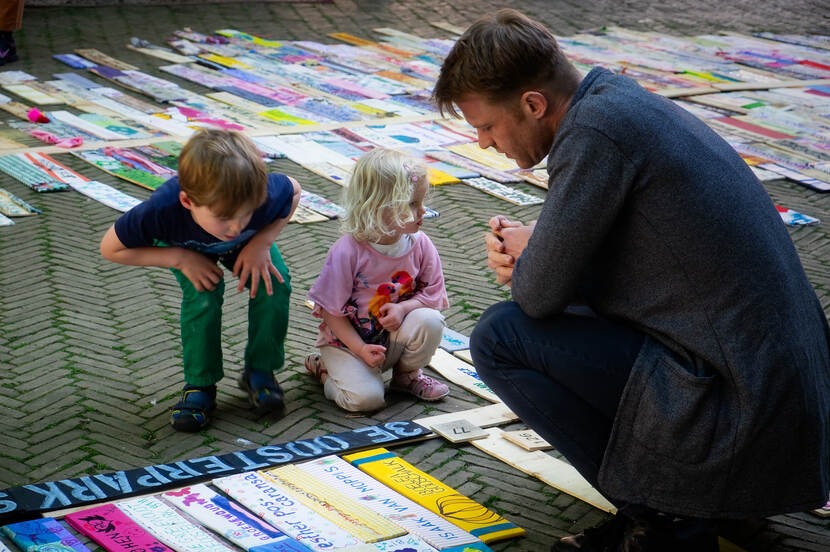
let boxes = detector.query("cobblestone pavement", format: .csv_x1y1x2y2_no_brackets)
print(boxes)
1,1,829,551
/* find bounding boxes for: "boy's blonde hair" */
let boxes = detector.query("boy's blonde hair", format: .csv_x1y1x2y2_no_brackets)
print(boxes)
341,148,427,243
177,129,268,217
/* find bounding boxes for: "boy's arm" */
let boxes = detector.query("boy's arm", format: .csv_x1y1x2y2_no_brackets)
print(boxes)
321,309,386,368
233,177,302,298
100,225,223,292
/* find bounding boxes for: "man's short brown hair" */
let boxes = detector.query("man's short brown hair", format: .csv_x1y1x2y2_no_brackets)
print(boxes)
177,128,268,217
432,9,579,117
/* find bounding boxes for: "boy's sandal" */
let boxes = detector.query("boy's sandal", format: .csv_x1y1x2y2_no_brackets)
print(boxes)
238,368,285,414
304,353,327,383
170,384,217,432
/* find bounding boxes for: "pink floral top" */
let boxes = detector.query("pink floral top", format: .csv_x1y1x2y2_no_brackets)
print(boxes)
308,232,449,348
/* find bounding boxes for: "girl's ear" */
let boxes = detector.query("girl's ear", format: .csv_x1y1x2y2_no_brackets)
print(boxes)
179,190,194,210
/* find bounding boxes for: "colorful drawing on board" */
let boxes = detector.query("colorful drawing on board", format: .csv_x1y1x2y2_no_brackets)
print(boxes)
297,455,481,549
117,496,235,552
1,517,91,552
161,484,312,552
343,448,524,544
65,503,174,552
73,146,177,191
462,177,544,206
213,471,362,551
0,187,40,217
261,465,407,543
0,154,70,192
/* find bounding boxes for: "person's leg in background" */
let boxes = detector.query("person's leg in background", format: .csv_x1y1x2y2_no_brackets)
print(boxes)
0,0,23,65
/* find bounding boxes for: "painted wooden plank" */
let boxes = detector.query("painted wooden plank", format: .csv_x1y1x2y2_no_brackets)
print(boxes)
126,44,194,64
117,495,236,552
414,403,517,430
0,100,33,120
213,471,362,551
1,518,92,552
344,448,525,543
470,427,617,514
429,21,467,35
296,455,480,550
290,203,329,224
161,483,313,551
370,534,438,551
453,349,473,364
65,502,176,552
262,465,407,543
440,327,470,352
656,86,719,98
428,348,501,403
501,429,553,451
430,419,489,443
462,177,544,206
299,191,344,219
74,49,138,71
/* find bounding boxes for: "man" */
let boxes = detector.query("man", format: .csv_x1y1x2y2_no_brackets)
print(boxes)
432,8,830,552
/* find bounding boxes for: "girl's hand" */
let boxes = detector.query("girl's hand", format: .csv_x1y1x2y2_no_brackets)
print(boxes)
359,344,386,368
378,303,406,331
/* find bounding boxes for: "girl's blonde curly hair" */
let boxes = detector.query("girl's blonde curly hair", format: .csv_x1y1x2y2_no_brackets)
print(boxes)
341,148,428,243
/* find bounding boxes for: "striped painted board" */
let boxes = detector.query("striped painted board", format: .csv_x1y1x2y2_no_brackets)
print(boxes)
343,448,524,544
213,471,361,551
428,349,500,403
1,517,91,552
116,495,236,552
65,503,175,552
161,483,312,551
296,455,480,550
262,465,406,543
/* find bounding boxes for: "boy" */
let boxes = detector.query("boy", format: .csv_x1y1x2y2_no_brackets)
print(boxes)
100,129,300,431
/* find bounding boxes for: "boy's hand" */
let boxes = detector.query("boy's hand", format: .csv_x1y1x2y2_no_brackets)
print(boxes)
233,239,284,299
377,303,406,332
178,249,224,292
359,343,387,368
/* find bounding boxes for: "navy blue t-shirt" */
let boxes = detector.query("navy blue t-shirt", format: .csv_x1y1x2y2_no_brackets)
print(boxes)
114,173,293,262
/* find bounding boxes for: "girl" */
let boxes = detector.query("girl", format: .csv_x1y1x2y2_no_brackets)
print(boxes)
305,148,450,412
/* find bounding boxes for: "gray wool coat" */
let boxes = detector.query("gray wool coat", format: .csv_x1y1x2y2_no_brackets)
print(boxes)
511,67,830,518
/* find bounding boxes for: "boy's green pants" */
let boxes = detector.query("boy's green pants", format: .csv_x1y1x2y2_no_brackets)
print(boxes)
171,243,291,387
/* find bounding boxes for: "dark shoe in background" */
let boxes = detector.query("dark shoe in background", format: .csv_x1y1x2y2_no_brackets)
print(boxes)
0,31,18,65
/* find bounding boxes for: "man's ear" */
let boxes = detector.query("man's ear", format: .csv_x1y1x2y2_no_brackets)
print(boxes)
520,90,548,120
179,190,195,210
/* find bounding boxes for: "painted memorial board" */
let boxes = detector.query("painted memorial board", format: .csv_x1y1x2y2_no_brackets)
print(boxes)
296,455,480,550
461,177,545,206
343,448,524,543
469,428,616,514
117,496,236,552
429,420,488,444
65,503,175,552
262,465,407,543
213,471,361,551
428,349,500,404
1,517,91,552
161,484,312,552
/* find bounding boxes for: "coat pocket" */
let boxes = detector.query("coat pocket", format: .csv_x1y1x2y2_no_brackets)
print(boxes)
631,352,720,464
